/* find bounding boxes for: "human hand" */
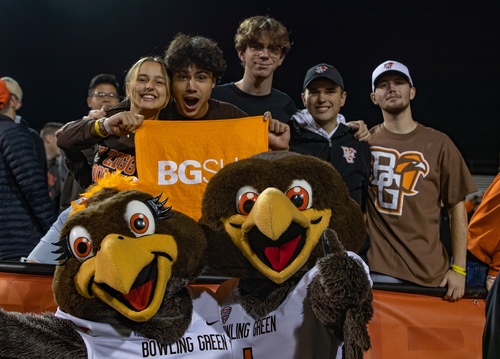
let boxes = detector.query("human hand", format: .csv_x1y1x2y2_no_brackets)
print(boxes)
438,269,465,301
100,104,114,112
264,112,290,151
83,109,106,121
347,120,371,142
104,111,145,137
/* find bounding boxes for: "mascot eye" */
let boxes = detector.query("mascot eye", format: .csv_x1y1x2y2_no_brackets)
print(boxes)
130,213,149,233
236,185,259,215
125,200,156,236
286,180,313,210
68,225,94,262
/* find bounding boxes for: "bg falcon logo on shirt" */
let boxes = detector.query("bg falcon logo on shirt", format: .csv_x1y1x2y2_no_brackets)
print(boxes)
341,146,357,164
370,147,429,215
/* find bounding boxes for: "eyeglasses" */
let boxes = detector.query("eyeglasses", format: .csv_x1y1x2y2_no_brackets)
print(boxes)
92,92,119,98
247,43,282,58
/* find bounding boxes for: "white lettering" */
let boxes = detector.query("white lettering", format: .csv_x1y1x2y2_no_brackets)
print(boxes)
157,158,239,185
158,161,178,185
179,160,202,184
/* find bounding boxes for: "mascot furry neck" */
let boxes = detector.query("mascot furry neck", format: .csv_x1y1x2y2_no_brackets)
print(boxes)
199,151,374,359
0,172,230,359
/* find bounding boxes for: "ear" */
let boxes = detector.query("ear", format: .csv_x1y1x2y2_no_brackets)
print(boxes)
410,86,416,100
370,92,378,105
237,49,246,63
12,100,22,111
86,97,92,108
301,92,306,107
277,54,285,66
340,91,347,108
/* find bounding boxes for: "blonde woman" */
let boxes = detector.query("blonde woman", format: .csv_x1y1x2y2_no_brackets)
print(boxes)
27,57,169,264
57,56,170,185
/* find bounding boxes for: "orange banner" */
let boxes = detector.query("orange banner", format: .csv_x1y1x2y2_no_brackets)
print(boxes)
0,268,485,359
0,271,57,313
134,117,268,220
366,290,485,359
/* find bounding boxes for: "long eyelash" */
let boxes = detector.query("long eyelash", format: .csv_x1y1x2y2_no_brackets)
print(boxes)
145,194,172,220
52,235,71,265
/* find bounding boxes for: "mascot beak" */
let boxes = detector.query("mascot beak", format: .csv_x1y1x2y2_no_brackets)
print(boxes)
242,188,311,239
224,188,331,284
75,233,178,322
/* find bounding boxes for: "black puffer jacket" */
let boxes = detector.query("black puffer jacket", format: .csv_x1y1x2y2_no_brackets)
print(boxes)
0,115,56,260
484,276,500,358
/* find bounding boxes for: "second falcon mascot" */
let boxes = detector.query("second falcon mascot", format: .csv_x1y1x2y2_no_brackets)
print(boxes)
199,151,374,359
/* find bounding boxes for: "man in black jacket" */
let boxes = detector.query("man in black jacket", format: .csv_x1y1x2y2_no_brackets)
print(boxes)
289,63,371,210
2,76,47,180
0,79,55,260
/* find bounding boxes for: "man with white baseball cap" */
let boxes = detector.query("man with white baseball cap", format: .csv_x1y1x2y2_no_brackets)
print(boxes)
1,77,23,104
371,60,413,91
365,60,476,302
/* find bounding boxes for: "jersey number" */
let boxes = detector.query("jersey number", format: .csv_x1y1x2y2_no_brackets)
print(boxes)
243,347,253,359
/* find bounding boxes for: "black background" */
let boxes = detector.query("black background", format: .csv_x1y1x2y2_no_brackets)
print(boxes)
3,0,499,173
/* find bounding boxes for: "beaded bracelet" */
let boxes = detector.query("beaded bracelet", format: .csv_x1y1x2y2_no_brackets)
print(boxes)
94,118,109,138
451,264,467,277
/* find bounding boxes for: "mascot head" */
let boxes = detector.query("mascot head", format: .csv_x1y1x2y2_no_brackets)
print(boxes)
199,151,365,284
52,172,207,323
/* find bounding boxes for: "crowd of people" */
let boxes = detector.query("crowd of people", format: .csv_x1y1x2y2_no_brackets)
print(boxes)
1,14,498,354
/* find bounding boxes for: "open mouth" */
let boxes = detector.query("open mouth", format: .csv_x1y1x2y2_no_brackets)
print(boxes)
184,98,199,108
248,222,306,272
96,257,159,311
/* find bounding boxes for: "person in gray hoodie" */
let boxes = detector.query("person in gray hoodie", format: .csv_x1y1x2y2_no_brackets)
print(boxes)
289,63,371,210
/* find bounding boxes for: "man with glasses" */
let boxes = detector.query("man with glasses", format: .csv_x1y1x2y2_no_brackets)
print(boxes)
87,73,121,111
58,74,121,212
27,74,121,262
212,15,297,123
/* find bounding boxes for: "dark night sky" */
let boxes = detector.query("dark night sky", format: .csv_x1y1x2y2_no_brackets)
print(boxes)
3,0,499,173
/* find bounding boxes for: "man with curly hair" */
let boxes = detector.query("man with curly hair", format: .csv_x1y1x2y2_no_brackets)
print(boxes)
162,33,289,150
163,33,248,120
212,16,296,123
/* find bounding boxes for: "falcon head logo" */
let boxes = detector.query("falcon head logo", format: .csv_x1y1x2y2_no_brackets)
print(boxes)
315,65,328,74
395,153,429,194
383,61,395,70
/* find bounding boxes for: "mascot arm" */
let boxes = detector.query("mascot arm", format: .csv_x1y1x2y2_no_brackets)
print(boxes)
0,309,87,359
307,232,374,359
